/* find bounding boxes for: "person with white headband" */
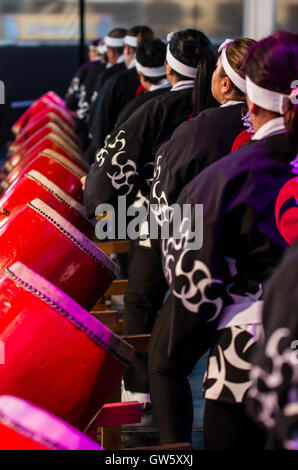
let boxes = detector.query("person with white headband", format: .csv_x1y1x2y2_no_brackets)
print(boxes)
86,26,154,160
150,30,297,450
115,39,170,129
65,38,105,112
147,36,256,443
83,28,214,408
74,28,127,148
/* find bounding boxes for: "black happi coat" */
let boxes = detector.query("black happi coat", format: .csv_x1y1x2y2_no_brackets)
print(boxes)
84,87,194,218
87,63,127,138
75,61,106,131
248,241,298,450
161,133,296,403
115,86,171,129
84,86,171,165
150,103,246,226
90,68,141,149
65,61,100,111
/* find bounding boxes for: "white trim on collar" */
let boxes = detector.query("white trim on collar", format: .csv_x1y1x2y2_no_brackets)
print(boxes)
220,100,244,108
171,80,195,92
252,117,286,141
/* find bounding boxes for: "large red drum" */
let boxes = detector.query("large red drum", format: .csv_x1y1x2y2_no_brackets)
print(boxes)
1,151,85,200
12,112,79,150
0,396,103,450
0,170,93,238
12,92,73,135
0,199,119,309
5,134,89,173
0,263,133,429
9,122,80,157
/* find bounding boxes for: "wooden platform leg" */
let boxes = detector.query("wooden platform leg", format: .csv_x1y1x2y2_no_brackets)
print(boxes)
100,382,122,450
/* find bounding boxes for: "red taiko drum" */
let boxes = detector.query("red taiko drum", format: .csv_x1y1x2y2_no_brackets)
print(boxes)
0,263,133,429
0,396,103,450
0,170,93,237
9,123,79,157
5,134,89,173
0,199,119,309
12,112,79,150
12,92,73,135
2,151,85,201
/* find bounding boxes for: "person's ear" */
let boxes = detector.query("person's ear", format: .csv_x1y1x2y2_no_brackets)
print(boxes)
221,75,232,95
165,62,174,77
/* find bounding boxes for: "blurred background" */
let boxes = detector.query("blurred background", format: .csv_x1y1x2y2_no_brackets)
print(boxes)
0,0,297,148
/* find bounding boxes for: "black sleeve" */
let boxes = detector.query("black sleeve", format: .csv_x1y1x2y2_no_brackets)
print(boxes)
90,75,121,150
161,162,250,360
65,64,89,111
247,242,298,448
84,99,161,218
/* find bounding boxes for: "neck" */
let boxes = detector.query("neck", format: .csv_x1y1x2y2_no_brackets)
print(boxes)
252,110,281,134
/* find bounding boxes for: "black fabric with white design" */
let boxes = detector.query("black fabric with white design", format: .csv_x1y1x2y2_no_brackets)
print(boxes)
89,68,141,150
160,133,295,399
65,61,101,112
149,102,246,236
86,63,127,139
75,61,106,134
84,87,194,218
248,241,298,450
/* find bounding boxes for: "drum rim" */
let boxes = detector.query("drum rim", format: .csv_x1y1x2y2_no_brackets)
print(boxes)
0,395,102,450
25,170,88,222
38,150,86,178
5,262,132,365
27,198,119,278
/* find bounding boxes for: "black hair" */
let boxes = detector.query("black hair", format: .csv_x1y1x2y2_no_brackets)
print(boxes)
126,26,154,48
192,46,218,116
168,29,217,116
168,29,212,81
136,39,167,84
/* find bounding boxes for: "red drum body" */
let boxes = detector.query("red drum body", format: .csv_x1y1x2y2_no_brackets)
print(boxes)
2,151,85,201
231,129,253,152
0,263,133,428
12,92,72,136
0,396,103,450
6,134,89,173
9,123,79,158
0,199,119,308
12,113,79,150
0,171,93,238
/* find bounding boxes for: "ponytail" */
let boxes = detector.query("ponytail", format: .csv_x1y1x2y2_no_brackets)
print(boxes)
192,47,218,116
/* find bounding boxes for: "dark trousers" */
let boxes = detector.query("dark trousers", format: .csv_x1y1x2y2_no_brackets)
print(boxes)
123,241,168,393
148,295,267,448
204,400,267,449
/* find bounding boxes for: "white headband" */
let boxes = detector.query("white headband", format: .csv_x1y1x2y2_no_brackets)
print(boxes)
135,60,166,77
105,36,124,48
166,46,197,79
246,76,294,115
124,35,138,48
165,31,198,79
97,43,107,54
218,39,246,94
